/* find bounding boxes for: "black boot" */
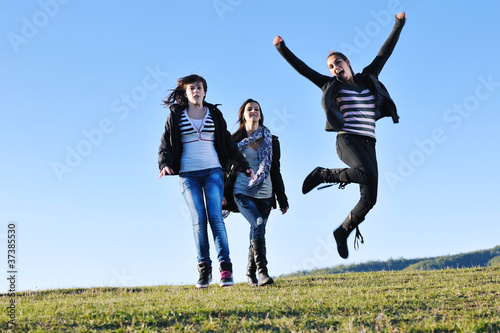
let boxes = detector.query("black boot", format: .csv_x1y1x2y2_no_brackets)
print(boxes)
302,167,349,194
246,245,258,286
333,213,364,259
196,262,212,289
251,239,274,286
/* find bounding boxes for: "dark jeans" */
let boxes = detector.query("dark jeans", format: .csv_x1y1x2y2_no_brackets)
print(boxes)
234,194,273,241
335,133,378,225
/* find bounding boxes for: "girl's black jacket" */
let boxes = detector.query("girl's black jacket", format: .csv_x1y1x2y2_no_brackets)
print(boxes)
158,103,250,175
275,16,405,132
222,135,289,213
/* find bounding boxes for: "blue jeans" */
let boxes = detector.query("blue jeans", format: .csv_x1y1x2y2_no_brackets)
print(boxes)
179,168,230,264
234,193,272,241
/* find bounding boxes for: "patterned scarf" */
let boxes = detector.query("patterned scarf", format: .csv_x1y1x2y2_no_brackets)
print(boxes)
237,125,273,196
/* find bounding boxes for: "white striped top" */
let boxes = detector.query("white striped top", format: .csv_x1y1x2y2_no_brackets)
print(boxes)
336,88,377,139
179,108,221,173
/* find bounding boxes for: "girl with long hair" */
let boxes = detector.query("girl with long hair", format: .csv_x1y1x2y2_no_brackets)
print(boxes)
158,74,253,288
223,99,289,286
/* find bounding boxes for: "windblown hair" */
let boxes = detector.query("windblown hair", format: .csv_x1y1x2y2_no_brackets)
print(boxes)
163,74,208,108
231,99,264,143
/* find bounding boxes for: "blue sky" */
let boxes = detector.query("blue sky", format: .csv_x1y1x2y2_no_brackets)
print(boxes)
1,1,499,292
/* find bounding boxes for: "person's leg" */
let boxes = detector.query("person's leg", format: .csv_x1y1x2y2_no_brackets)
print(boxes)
234,194,263,241
333,134,378,258
234,195,274,286
180,171,212,288
253,197,273,240
336,134,378,221
204,168,233,286
252,197,273,286
204,168,230,263
180,171,210,265
234,194,260,286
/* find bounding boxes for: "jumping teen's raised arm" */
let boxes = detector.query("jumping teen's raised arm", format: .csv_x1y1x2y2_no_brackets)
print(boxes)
273,36,330,88
362,12,406,78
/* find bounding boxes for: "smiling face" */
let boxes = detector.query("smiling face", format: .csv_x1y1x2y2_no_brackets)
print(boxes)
184,81,206,106
327,55,354,83
243,102,261,125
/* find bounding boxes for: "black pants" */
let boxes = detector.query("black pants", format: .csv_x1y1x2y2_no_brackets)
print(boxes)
335,133,378,226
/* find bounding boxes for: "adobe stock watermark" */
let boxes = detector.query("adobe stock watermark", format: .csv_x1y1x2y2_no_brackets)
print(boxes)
51,65,168,182
7,0,71,53
266,106,296,134
109,268,135,287
385,74,499,191
339,0,411,57
290,233,338,274
213,0,243,21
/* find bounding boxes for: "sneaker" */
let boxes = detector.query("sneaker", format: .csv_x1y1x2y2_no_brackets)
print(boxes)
196,262,212,289
219,261,234,287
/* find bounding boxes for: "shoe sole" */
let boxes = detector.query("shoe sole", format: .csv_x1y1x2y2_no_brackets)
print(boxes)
302,167,322,194
258,280,274,286
219,281,234,287
196,284,209,289
333,230,349,259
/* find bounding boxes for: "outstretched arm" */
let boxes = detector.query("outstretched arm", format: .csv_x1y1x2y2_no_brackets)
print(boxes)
362,12,407,77
274,35,331,88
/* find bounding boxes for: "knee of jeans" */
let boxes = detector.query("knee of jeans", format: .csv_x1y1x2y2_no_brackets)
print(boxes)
355,168,376,183
256,217,264,226
368,196,377,208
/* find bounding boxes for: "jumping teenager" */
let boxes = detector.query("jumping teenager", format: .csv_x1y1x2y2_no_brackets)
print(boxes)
273,12,407,259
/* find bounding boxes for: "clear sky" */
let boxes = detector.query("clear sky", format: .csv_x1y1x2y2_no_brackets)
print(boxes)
1,1,499,292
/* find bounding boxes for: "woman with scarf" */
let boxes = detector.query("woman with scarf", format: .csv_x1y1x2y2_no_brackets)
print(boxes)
273,12,406,259
223,99,289,286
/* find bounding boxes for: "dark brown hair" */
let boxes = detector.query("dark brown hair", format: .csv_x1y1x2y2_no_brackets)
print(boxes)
231,99,264,143
163,74,208,108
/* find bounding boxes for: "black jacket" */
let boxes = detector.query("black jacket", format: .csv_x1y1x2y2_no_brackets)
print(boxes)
158,103,250,174
275,16,405,132
223,135,289,212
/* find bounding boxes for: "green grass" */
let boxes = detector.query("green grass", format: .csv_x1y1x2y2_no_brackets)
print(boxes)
1,267,499,332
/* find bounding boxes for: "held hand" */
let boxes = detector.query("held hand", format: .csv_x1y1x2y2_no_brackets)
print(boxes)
222,197,227,206
158,166,174,179
245,168,255,179
273,35,283,45
396,12,406,20
280,207,289,215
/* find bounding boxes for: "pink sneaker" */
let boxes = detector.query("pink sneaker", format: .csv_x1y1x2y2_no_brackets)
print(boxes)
219,261,233,287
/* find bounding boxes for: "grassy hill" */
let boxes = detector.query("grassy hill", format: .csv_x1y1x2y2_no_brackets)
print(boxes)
286,245,500,277
1,267,499,332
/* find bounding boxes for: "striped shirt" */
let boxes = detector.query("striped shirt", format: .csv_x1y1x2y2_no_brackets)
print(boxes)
179,108,221,173
337,88,377,139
